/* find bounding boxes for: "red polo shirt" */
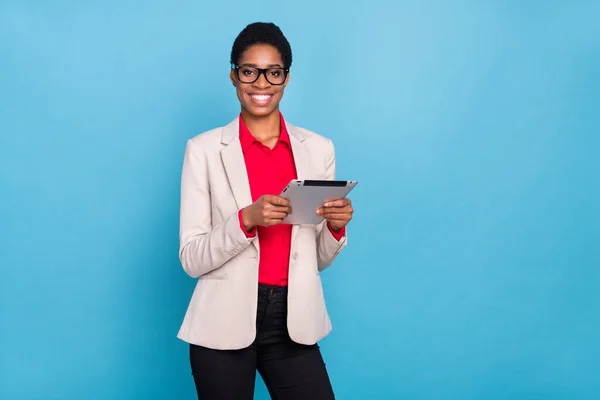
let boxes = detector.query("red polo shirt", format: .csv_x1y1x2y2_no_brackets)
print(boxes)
236,113,344,286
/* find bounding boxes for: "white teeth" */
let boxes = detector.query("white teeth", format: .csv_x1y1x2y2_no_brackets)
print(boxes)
251,95,272,101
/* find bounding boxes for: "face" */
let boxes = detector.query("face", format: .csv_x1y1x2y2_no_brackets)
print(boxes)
230,44,289,118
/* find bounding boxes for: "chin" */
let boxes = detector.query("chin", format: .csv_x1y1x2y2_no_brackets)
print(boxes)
244,104,278,118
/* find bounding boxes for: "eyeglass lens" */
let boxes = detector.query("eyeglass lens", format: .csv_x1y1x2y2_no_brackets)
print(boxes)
237,66,286,85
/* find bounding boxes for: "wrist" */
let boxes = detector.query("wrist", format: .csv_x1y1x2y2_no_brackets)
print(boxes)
241,207,255,232
328,221,341,233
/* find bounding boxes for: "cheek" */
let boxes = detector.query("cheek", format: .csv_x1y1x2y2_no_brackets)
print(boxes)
235,86,246,101
273,88,285,101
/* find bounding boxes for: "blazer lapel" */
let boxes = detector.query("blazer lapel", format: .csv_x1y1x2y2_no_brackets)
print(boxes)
220,118,253,215
287,127,310,181
220,118,260,252
287,122,312,246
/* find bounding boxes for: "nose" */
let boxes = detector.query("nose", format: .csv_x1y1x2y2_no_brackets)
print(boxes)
253,71,270,88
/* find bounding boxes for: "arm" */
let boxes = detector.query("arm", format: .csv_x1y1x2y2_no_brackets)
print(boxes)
178,140,256,278
316,139,348,271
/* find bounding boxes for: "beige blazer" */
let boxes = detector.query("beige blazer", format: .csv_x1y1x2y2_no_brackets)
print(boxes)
177,117,347,350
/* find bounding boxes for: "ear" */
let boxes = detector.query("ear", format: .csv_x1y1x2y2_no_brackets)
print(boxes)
282,71,291,88
230,69,237,86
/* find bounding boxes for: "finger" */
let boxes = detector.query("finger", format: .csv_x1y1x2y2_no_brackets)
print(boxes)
321,205,353,212
261,210,288,221
265,217,285,226
264,195,291,207
320,212,352,220
266,211,289,220
269,205,292,214
323,198,350,208
317,206,352,215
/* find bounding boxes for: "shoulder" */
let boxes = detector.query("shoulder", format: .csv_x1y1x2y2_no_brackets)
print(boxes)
288,123,335,154
182,125,228,167
288,123,338,176
186,126,225,149
185,118,237,155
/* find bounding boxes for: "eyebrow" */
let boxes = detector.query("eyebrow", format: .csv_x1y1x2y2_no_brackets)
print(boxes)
241,63,283,68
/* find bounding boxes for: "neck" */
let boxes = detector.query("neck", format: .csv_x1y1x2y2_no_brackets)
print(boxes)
241,108,281,142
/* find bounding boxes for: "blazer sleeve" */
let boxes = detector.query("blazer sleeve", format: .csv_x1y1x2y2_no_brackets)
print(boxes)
178,139,256,278
316,138,348,271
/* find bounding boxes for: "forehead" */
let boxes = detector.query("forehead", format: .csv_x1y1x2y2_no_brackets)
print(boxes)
239,44,283,66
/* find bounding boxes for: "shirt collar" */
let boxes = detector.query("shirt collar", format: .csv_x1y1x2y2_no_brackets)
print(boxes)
239,112,291,153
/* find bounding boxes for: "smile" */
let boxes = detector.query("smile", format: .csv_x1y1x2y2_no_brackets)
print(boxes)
251,94,273,101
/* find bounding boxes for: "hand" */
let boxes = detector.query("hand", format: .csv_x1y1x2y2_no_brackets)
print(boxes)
242,195,292,231
316,198,353,232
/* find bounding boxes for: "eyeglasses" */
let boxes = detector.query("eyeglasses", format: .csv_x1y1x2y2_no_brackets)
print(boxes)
232,64,289,85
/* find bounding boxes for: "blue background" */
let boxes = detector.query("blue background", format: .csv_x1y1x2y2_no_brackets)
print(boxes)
1,1,599,399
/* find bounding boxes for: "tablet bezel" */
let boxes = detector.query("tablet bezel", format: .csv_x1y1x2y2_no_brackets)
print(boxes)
280,179,358,225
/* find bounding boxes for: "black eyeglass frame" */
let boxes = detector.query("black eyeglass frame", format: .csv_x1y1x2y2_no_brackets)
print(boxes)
232,64,290,85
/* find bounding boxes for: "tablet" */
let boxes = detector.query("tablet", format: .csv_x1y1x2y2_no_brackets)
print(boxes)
280,180,358,225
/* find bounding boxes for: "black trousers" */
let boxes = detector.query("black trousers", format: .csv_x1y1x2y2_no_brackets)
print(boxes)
190,284,335,400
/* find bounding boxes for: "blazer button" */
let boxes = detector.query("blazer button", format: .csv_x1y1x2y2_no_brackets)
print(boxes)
292,252,298,260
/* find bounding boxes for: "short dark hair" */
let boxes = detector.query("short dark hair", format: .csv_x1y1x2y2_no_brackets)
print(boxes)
230,22,293,69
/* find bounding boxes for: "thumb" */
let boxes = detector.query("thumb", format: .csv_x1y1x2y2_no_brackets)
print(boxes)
266,195,290,206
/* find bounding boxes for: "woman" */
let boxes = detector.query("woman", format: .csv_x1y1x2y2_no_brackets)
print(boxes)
177,22,354,400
